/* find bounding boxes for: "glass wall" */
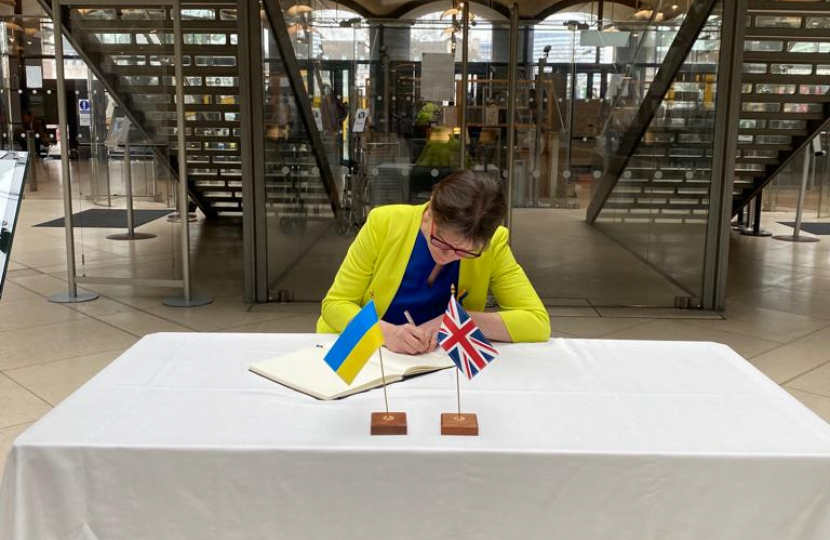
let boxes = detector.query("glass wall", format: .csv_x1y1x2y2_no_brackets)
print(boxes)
763,131,830,218
593,4,723,305
255,0,725,308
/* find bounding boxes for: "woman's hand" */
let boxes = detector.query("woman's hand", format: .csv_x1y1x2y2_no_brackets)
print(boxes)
418,315,444,351
380,321,432,355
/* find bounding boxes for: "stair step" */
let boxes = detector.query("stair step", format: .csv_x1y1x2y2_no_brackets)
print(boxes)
744,51,830,64
736,143,793,151
744,74,830,85
741,93,830,104
70,19,237,32
84,43,237,55
739,128,809,137
741,111,825,120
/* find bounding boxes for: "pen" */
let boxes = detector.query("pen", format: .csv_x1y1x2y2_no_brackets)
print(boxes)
403,310,417,326
458,289,468,304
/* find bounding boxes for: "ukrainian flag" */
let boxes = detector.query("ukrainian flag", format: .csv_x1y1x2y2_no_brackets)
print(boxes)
324,300,385,384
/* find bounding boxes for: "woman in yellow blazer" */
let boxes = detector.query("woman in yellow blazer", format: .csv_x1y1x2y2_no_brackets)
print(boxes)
318,170,550,354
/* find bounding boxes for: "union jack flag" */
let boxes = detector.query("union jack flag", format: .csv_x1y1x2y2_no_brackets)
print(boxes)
437,295,499,379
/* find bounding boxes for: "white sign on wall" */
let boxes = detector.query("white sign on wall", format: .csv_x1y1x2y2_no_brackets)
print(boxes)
421,53,455,102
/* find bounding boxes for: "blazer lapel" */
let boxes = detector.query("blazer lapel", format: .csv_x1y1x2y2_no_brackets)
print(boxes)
373,204,427,318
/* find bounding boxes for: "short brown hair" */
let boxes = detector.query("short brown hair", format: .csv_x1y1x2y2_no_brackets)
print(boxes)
430,170,507,248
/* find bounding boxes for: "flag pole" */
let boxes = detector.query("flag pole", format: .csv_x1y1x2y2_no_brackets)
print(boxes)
370,290,391,418
440,283,477,435
455,367,462,418
370,291,405,434
378,345,391,419
450,284,463,420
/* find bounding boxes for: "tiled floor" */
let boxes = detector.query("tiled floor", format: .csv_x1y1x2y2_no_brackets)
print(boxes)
3,164,830,478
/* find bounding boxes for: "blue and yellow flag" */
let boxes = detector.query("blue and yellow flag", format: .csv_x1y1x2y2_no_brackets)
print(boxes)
324,300,385,384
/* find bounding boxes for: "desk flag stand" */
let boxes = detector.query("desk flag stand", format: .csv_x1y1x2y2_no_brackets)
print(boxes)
371,343,408,435
436,284,500,436
442,362,478,436
369,292,407,435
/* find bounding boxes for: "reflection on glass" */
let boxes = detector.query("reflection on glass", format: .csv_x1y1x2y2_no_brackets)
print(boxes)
0,154,26,298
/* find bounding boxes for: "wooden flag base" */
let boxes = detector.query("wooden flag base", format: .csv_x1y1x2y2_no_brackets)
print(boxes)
371,412,407,435
441,412,479,436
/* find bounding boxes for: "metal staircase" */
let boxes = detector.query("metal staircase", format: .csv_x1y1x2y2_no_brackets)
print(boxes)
732,1,830,213
58,3,241,218
590,0,830,224
41,1,338,220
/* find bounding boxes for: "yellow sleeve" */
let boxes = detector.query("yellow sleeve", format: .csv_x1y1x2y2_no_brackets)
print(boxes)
489,228,551,343
319,210,383,333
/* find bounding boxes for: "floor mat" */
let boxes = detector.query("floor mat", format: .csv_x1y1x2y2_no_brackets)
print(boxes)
36,209,173,228
777,222,830,235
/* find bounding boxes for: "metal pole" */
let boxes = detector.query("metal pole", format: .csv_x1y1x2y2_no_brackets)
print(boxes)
566,26,577,175
124,140,134,233
774,149,819,243
458,0,470,167
505,4,519,232
739,191,772,237
107,127,156,240
25,130,37,191
165,1,212,307
382,48,390,136
532,56,546,207
48,0,97,304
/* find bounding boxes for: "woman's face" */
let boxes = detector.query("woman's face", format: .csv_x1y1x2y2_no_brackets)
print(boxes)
424,210,480,265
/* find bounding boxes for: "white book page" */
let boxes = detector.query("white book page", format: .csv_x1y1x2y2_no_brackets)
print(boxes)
249,346,453,400
381,348,455,376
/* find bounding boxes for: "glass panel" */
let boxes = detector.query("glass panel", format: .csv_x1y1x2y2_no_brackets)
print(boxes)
742,102,780,112
788,42,830,53
593,3,725,306
771,63,813,75
756,84,796,94
257,0,722,308
765,132,830,218
801,84,830,94
807,17,830,29
755,16,801,28
54,6,190,290
0,153,27,298
783,102,823,113
745,40,783,52
769,119,804,130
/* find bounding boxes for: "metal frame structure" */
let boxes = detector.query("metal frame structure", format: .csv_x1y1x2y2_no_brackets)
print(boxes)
458,0,471,165
47,0,211,307
261,0,341,215
34,0,213,218
703,0,749,310
505,3,519,231
238,0,269,303
585,0,719,224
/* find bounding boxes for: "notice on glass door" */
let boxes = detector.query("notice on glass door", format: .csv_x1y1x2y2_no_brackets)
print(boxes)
421,53,455,103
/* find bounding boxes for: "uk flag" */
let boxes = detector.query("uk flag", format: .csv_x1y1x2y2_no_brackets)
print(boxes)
437,295,499,379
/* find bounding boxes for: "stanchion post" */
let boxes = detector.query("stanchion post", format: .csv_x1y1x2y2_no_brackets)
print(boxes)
740,192,772,237
163,0,212,307
107,126,156,241
25,130,38,191
774,143,820,243
48,0,98,304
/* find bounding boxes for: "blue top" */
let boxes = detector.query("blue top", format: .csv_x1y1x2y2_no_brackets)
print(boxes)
383,232,459,326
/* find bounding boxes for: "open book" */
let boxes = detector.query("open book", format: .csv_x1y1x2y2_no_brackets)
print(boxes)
249,345,455,400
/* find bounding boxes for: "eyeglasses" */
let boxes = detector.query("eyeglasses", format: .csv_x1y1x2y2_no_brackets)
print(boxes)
429,221,482,259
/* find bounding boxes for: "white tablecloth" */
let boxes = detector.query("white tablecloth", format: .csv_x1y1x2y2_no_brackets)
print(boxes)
3,333,830,540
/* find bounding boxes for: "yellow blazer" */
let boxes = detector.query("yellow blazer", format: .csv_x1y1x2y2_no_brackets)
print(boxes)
317,203,551,342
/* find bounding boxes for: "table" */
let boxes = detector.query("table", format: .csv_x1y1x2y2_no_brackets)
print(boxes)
3,333,830,540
